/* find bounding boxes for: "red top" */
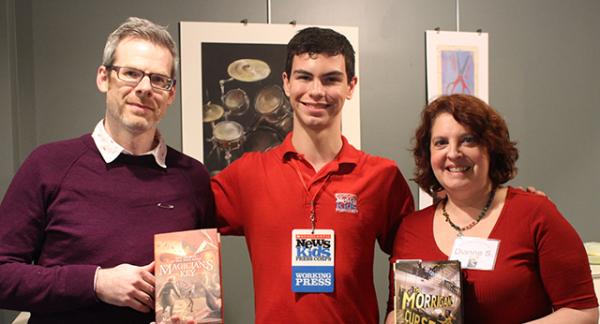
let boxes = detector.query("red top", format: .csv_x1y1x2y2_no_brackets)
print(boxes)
212,133,414,324
391,187,598,323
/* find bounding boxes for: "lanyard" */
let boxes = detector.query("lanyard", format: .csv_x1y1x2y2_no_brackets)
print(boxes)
290,159,333,234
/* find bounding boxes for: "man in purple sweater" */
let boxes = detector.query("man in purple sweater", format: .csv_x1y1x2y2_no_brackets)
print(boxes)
0,17,214,323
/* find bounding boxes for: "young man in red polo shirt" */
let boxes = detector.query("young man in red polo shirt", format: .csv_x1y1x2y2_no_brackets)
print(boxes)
211,27,414,323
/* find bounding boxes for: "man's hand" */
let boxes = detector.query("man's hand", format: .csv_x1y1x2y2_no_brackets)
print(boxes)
95,262,155,313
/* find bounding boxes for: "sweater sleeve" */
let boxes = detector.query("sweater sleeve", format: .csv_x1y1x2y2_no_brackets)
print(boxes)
179,152,216,229
0,146,99,312
533,198,598,310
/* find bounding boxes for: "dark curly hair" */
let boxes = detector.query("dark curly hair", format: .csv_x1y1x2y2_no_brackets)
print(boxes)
285,27,355,82
413,94,518,194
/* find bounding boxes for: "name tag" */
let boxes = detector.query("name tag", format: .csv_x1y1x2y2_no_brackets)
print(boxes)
450,236,500,271
291,229,335,292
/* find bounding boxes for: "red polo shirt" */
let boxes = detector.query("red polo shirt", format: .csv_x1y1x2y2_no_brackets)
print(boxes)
212,133,414,324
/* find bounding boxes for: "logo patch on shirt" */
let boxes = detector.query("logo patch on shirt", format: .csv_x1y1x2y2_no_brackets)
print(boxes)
335,193,358,214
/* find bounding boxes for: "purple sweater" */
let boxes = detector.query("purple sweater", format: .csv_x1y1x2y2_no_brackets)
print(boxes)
0,134,214,323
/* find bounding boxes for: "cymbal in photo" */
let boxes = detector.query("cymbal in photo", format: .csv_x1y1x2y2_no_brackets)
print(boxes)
203,103,224,122
227,59,271,82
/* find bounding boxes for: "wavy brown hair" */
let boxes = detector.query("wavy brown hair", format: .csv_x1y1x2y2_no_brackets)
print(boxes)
413,94,518,194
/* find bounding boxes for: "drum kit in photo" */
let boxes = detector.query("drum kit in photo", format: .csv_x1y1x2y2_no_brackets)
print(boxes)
203,58,293,171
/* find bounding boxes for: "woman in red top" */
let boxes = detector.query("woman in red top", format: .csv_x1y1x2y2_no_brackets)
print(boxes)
388,94,598,323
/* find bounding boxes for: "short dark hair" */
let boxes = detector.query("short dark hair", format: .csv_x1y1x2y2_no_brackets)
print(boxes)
413,94,519,194
285,27,355,82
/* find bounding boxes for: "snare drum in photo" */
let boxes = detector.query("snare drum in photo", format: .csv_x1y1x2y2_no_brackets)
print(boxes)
254,85,291,124
212,120,244,151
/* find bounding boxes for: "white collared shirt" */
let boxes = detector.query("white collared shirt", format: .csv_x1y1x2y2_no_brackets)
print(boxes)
91,120,167,168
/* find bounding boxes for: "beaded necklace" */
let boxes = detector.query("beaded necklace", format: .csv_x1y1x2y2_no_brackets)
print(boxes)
442,188,496,237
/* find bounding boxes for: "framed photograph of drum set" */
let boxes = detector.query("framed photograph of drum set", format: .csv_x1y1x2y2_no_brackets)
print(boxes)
420,30,489,209
180,22,360,174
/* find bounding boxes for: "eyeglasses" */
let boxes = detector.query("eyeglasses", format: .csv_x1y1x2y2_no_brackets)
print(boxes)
106,65,176,91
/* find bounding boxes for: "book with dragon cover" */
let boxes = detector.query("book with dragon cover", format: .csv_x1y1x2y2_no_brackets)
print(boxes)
154,229,223,324
394,260,463,324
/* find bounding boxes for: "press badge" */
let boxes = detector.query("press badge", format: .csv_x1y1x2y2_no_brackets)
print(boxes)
450,236,500,270
291,229,335,292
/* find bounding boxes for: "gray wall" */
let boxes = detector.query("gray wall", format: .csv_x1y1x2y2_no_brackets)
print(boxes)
2,0,599,323
0,2,17,323
1,0,14,200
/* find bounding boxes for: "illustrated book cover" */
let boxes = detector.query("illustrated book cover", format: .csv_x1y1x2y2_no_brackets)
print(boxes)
155,228,223,324
394,260,462,324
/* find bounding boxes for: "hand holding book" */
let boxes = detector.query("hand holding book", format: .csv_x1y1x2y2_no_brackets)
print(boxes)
95,261,156,313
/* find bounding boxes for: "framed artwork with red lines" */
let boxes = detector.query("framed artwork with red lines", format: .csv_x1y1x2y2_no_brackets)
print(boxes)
419,30,489,209
426,30,488,103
